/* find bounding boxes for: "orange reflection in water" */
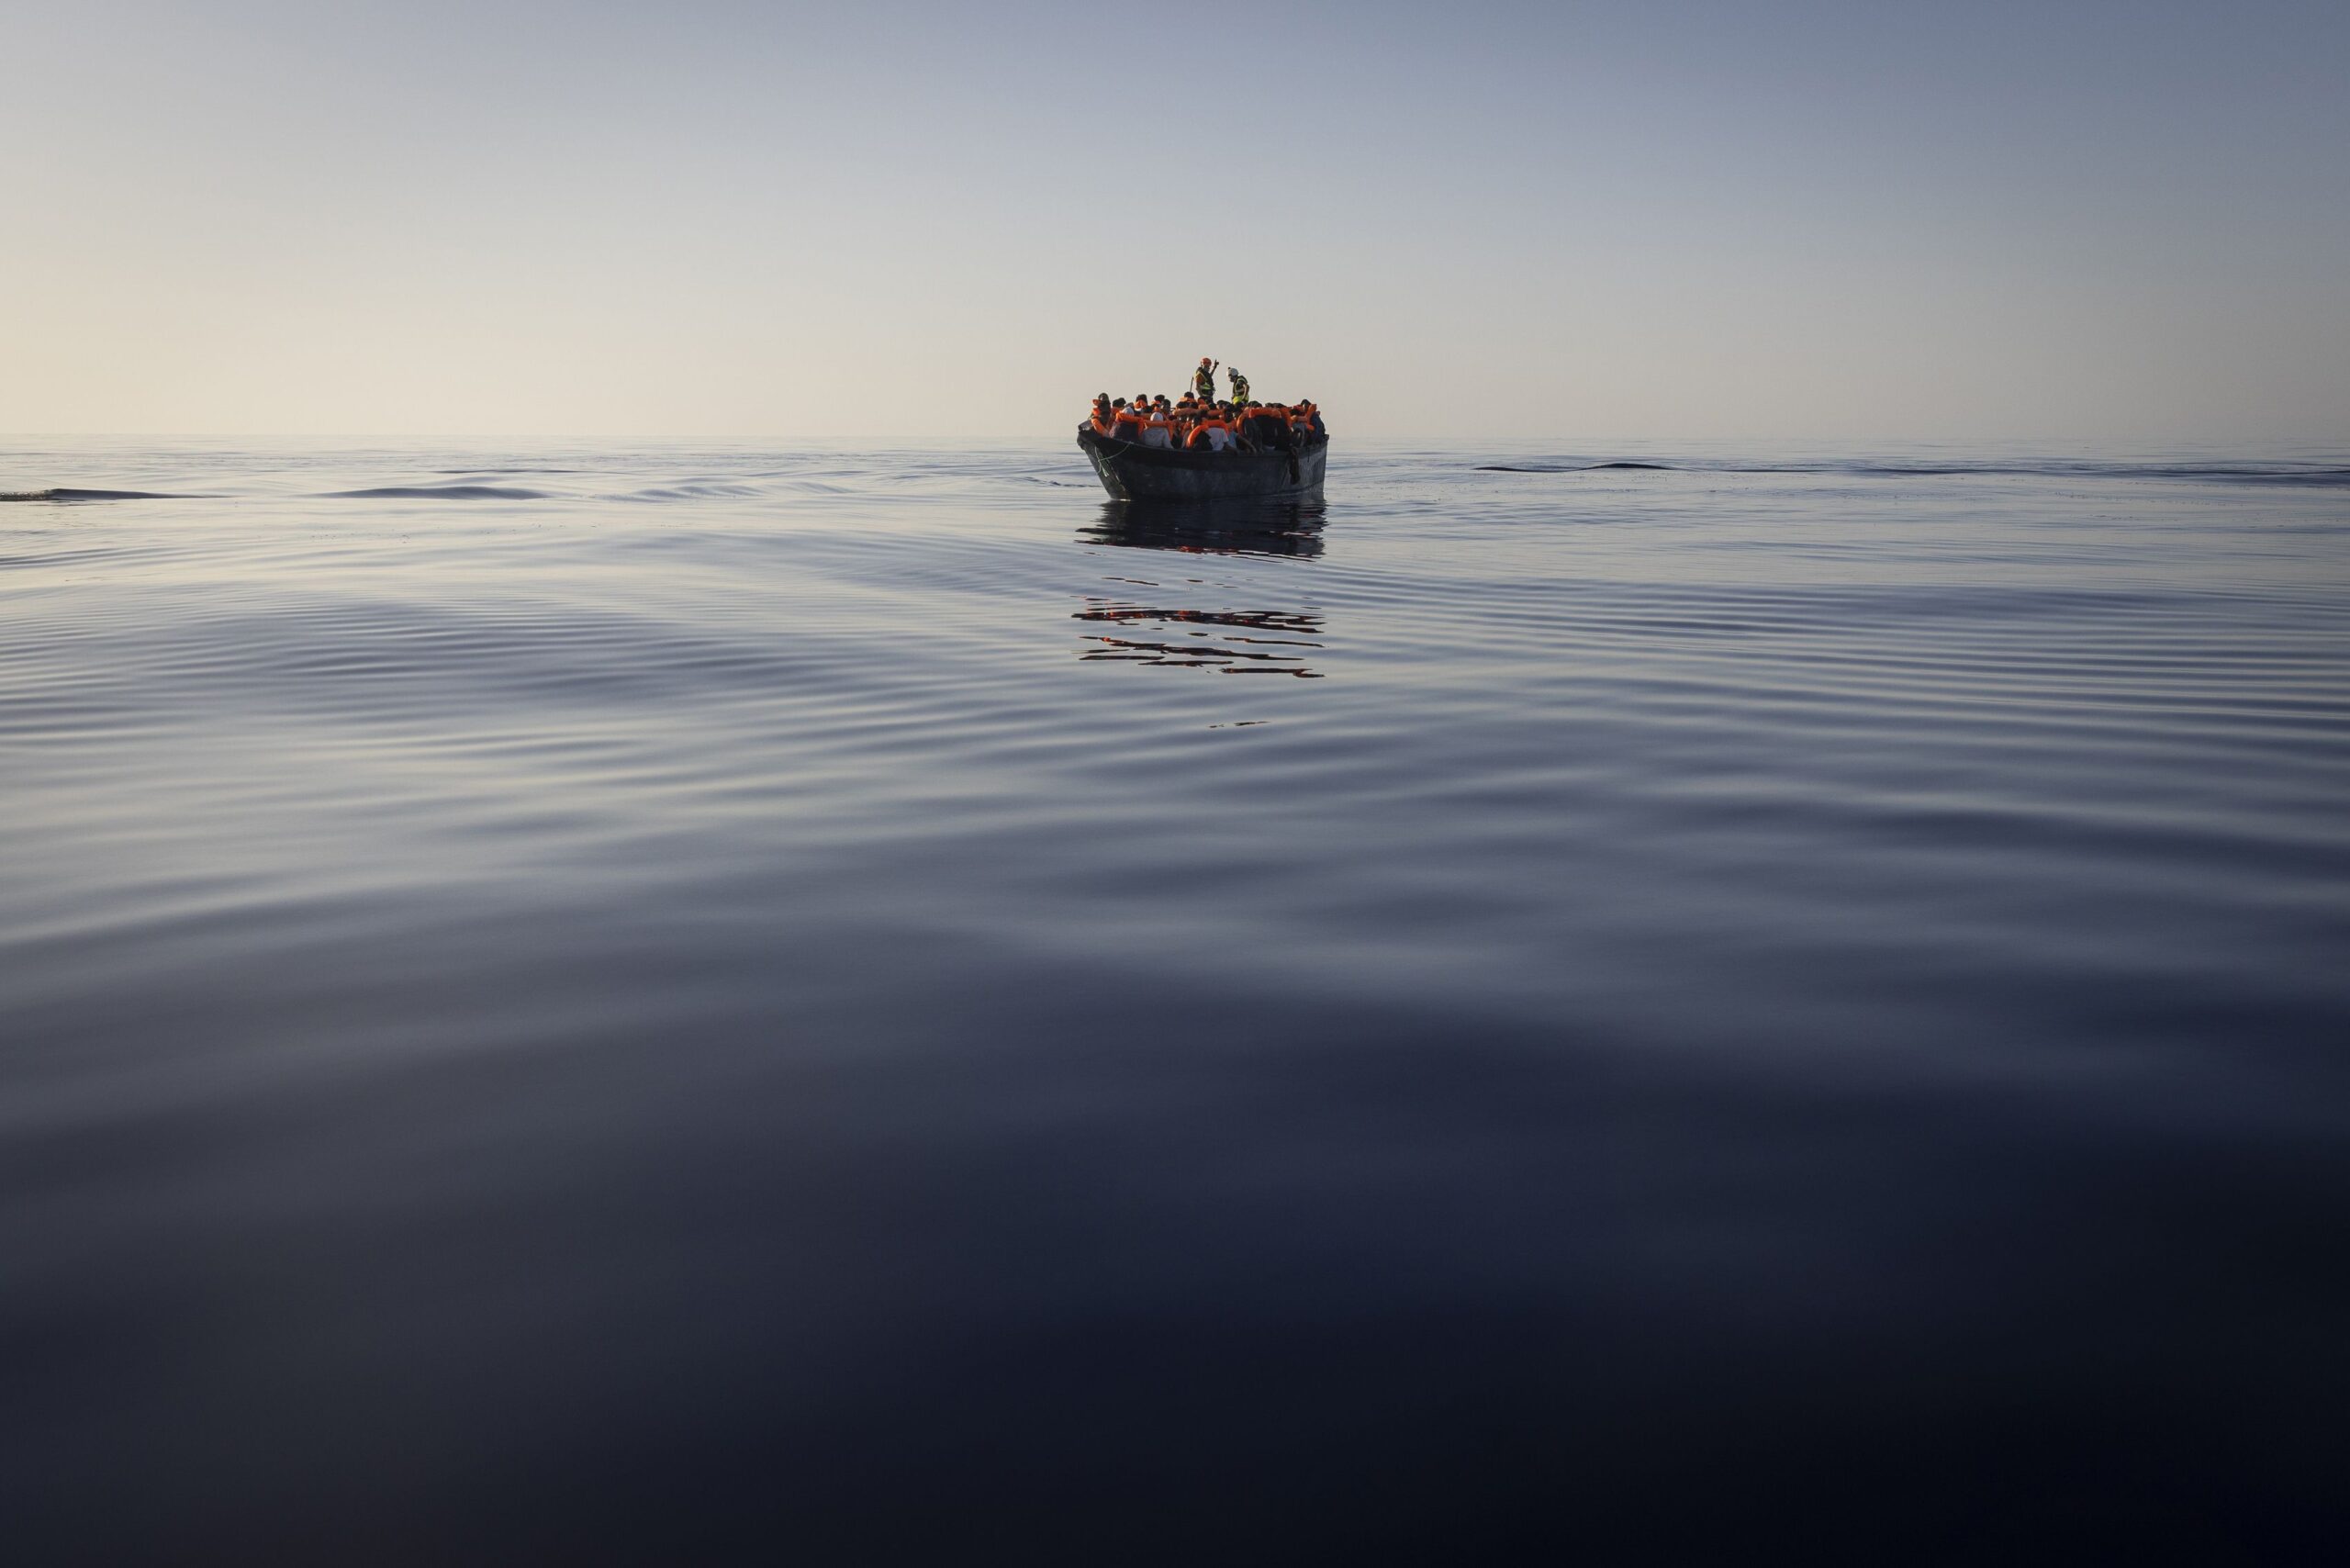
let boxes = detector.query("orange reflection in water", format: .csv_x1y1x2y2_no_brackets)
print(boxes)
1075,502,1328,678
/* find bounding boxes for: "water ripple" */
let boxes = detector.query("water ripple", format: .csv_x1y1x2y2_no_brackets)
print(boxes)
3,438,2346,1558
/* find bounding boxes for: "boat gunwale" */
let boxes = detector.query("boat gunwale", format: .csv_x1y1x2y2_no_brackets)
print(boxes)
1076,424,1328,472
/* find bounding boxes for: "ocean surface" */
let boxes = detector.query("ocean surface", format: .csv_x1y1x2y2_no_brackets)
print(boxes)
4,439,2347,1562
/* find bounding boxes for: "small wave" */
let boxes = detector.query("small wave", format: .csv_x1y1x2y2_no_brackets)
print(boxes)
614,483,767,502
1472,460,2350,487
2135,465,2350,487
1794,463,2350,485
328,485,548,500
1475,462,1673,474
0,487,185,502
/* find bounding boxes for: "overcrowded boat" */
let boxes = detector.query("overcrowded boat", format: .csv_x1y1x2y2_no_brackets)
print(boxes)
1078,358,1328,502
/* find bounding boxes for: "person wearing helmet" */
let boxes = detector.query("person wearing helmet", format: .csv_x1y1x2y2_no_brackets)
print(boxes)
1225,366,1251,406
1192,357,1217,402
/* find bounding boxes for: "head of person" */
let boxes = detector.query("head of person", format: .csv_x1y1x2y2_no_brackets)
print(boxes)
1112,398,1125,409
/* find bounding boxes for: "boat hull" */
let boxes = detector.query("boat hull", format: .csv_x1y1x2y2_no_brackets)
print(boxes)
1078,425,1327,502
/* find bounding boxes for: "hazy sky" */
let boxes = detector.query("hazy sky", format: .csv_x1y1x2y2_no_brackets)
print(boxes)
7,1,2347,442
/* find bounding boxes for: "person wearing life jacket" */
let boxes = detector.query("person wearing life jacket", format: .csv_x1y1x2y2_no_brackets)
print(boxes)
1141,400,1175,449
1225,367,1251,406
1240,402,1290,450
1185,405,1235,453
1110,398,1147,442
1192,357,1218,403
1091,394,1115,437
1292,399,1324,439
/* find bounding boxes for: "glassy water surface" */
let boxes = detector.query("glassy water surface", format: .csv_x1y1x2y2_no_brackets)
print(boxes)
4,441,2347,1560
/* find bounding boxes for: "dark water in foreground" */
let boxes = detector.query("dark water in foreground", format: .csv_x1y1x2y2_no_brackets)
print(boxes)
5,441,2347,1562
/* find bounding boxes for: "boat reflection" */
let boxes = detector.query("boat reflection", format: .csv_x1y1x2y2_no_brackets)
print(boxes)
1074,502,1328,678
1080,499,1326,560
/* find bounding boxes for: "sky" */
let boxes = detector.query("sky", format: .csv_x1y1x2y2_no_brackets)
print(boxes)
6,0,2347,444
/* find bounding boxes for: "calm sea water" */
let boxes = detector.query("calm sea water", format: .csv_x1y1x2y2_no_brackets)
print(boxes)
5,440,2347,1561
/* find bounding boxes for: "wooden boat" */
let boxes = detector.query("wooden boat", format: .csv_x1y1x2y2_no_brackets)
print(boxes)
1077,424,1327,502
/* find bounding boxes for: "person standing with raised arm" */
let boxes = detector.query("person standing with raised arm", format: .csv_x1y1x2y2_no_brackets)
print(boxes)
1192,357,1218,403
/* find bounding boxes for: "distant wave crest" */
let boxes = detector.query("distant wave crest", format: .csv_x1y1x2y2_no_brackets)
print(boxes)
330,485,548,500
1475,460,2350,487
0,487,185,502
1475,463,1671,473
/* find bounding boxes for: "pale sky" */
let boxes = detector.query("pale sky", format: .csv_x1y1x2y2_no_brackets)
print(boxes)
6,1,2347,443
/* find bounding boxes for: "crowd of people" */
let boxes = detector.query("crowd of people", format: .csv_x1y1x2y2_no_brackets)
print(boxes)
1088,358,1325,454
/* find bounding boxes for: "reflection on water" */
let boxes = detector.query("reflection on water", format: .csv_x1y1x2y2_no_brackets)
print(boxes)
1080,500,1326,560
1075,501,1328,676
1074,602,1326,676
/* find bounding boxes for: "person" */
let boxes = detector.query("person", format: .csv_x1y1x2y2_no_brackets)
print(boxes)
1185,404,1235,452
1225,366,1250,405
1111,398,1147,442
1141,399,1175,449
1292,399,1325,439
1240,402,1290,450
1090,394,1113,436
1192,357,1217,402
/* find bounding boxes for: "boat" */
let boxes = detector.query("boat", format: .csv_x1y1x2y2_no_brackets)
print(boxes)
1077,423,1327,502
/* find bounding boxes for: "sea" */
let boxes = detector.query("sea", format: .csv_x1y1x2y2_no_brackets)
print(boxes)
4,439,2347,1561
